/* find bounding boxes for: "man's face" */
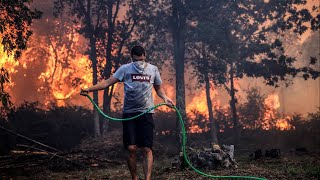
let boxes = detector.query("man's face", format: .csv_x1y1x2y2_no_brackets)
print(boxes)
132,54,146,61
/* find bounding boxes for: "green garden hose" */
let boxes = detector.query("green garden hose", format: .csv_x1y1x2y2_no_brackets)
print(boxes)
85,94,267,180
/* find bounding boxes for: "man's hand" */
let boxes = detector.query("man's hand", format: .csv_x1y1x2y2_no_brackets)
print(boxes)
164,97,175,108
154,84,175,108
80,89,89,96
79,77,119,96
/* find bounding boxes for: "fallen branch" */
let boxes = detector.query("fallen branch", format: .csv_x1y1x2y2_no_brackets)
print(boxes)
17,144,88,168
0,125,62,153
10,150,49,156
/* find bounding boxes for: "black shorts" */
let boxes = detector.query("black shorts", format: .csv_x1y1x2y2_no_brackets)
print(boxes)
122,113,154,150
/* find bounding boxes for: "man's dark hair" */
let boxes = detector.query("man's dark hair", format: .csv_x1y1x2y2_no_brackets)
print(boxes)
131,45,145,57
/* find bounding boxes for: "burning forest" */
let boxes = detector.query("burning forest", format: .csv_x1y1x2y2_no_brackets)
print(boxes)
0,0,320,179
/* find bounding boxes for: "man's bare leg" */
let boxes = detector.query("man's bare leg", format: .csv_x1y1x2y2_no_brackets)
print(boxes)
142,147,153,180
126,145,138,180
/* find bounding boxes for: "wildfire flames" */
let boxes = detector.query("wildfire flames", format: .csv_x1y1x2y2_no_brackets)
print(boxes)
0,19,294,133
186,85,219,133
0,43,19,78
1,33,294,132
38,53,92,106
1,35,293,132
263,93,292,130
1,16,132,109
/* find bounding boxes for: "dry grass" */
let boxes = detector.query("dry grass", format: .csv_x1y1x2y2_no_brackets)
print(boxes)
1,131,319,180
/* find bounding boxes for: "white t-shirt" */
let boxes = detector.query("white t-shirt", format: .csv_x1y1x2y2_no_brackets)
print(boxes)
113,62,162,113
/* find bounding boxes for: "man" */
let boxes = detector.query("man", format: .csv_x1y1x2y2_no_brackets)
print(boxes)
80,45,174,180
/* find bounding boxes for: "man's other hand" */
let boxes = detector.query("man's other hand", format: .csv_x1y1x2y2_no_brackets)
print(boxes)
80,89,89,96
165,97,174,108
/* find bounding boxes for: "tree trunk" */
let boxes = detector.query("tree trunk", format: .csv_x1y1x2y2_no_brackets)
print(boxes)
101,85,114,135
229,64,239,144
90,36,101,137
102,1,116,135
204,71,219,145
171,0,187,152
202,44,219,145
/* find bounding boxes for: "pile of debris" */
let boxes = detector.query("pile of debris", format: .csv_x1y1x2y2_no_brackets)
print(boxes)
172,144,237,170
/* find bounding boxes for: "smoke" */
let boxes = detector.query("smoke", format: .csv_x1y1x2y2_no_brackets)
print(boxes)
3,0,319,117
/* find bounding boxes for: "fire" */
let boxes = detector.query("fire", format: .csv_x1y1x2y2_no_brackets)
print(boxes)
186,85,219,119
276,116,292,130
187,90,208,117
264,93,280,110
186,84,219,133
0,43,19,83
38,53,92,106
263,93,292,130
32,18,95,107
2,24,93,107
189,125,206,134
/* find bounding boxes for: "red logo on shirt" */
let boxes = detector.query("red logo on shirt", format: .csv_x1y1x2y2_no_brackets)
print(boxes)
131,74,151,82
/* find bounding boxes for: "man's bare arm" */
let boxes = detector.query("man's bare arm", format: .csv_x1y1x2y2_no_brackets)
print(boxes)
154,84,174,106
81,77,119,95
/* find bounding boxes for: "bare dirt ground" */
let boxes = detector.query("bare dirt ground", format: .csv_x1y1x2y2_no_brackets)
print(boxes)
1,131,319,180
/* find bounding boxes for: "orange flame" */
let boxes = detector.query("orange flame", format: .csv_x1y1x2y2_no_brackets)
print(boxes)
38,53,92,106
276,116,292,130
186,84,219,133
2,27,93,107
263,93,292,130
0,43,19,87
